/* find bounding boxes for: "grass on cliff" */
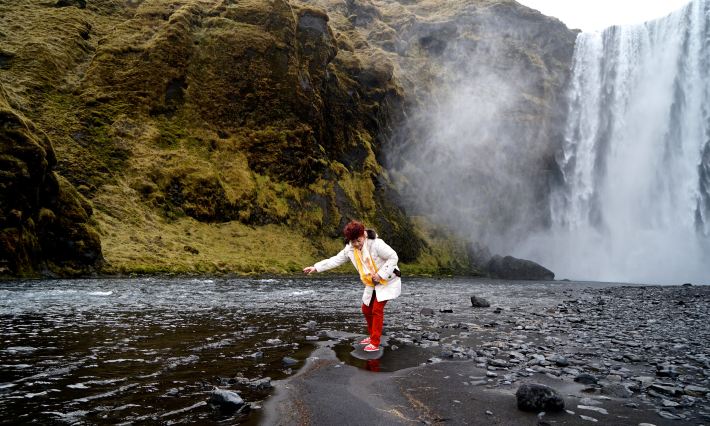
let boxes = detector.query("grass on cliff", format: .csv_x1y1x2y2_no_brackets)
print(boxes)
93,180,321,275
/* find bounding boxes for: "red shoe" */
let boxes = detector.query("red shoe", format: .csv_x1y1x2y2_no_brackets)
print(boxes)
363,343,379,352
359,337,371,345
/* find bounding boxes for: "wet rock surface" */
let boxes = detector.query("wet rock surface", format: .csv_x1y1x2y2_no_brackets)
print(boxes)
0,277,708,424
516,383,565,412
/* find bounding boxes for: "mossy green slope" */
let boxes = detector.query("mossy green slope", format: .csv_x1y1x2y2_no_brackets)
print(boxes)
0,0,431,276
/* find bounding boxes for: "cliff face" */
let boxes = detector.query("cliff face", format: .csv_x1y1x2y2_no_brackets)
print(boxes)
0,86,102,276
307,0,578,249
0,0,576,276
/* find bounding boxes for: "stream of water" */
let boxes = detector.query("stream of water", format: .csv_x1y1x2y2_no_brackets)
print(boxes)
0,276,632,424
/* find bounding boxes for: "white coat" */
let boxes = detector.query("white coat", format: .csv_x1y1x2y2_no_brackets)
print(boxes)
314,238,401,304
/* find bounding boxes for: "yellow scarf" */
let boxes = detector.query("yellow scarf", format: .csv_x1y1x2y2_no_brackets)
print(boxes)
354,245,388,287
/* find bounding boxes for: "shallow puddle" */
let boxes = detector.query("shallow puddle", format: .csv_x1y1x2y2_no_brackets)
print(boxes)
333,340,434,372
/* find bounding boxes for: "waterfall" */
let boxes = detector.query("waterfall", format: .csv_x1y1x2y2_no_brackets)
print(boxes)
521,0,710,283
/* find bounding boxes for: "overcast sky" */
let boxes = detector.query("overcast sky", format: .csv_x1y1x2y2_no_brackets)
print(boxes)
516,0,692,31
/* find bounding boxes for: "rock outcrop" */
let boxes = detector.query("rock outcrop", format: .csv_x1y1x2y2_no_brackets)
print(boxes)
0,85,102,276
486,254,555,280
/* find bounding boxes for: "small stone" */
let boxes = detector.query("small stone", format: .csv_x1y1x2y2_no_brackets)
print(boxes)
420,308,435,316
549,355,569,367
486,371,498,378
305,336,319,341
683,385,709,396
249,377,272,390
623,353,645,362
305,320,317,330
579,415,598,422
282,357,298,367
485,410,493,415
602,383,633,398
422,331,440,341
648,384,682,397
489,358,509,368
624,403,639,408
575,373,598,385
209,388,246,411
661,399,679,408
579,398,602,406
439,308,454,313
248,351,263,360
577,405,608,415
656,410,682,420
656,364,678,378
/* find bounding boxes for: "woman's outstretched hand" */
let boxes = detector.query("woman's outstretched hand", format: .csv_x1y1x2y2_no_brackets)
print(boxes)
303,266,317,275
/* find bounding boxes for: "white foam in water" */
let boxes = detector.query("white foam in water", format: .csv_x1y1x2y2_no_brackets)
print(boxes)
104,358,146,364
83,378,127,386
88,291,113,296
67,383,90,389
3,347,37,354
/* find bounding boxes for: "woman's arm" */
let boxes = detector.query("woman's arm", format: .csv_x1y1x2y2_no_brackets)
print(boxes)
303,246,350,274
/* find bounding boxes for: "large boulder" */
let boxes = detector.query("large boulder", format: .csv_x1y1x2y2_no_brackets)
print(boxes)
470,295,491,308
486,255,554,280
516,383,565,412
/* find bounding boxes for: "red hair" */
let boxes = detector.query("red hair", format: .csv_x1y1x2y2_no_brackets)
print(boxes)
343,220,365,241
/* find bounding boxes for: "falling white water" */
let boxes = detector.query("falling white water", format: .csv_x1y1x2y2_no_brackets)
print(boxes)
518,0,710,284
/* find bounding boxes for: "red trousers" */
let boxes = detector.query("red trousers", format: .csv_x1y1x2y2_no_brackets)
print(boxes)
362,292,387,347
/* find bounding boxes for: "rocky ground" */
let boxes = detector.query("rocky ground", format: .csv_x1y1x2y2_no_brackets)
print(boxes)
260,281,710,425
2,277,707,424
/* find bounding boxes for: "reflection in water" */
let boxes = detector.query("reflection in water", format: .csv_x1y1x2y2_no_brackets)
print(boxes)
365,359,380,372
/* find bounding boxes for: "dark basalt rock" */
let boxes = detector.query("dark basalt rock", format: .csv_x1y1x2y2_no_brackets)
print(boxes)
0,86,103,277
471,296,491,308
486,255,555,280
515,383,565,412
282,356,298,367
574,373,598,385
209,388,248,412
